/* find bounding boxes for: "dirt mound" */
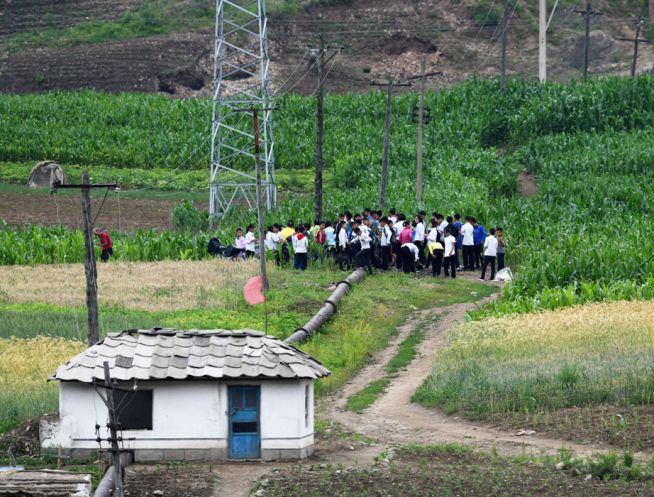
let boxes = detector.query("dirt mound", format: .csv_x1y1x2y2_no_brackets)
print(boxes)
0,417,43,457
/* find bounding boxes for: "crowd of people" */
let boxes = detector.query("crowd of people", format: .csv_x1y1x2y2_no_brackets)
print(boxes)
230,209,506,281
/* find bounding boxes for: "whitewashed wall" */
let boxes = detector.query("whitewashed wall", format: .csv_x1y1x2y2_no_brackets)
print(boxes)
42,379,315,459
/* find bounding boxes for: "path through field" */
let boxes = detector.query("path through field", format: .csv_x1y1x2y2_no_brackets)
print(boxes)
323,295,618,459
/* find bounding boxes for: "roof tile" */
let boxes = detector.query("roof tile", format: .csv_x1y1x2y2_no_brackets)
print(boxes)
52,329,330,382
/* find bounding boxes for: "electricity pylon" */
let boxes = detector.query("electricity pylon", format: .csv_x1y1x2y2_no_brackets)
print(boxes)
209,0,276,220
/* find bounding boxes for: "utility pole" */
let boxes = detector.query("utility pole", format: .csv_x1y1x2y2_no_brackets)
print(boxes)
313,37,340,223
236,107,274,292
539,0,547,82
103,361,124,497
574,2,602,82
619,17,650,78
500,0,510,93
253,109,269,292
416,55,426,203
52,174,117,346
371,79,411,209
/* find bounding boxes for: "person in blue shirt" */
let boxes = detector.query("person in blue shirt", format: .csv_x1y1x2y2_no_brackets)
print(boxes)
454,213,463,269
472,218,487,270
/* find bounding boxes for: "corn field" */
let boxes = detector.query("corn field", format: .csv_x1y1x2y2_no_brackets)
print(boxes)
2,77,654,312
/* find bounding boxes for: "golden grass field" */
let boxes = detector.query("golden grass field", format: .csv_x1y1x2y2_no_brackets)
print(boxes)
416,299,654,416
0,259,261,311
0,337,85,426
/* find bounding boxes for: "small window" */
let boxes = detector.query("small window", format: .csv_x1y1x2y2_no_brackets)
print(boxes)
304,384,310,428
114,389,153,430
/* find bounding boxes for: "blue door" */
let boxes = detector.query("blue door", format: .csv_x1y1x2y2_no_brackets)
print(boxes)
228,386,260,459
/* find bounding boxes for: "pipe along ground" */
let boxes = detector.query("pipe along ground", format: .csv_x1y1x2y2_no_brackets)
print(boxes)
284,269,365,344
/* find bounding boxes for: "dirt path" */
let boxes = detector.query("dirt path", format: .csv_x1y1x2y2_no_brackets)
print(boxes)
322,297,650,460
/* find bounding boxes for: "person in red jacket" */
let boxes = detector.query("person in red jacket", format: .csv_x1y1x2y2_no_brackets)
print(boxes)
93,228,113,262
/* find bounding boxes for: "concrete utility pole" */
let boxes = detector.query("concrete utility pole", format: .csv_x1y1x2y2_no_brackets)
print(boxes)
52,174,117,346
619,17,650,78
416,55,426,203
371,79,411,209
574,2,602,81
313,36,340,223
103,362,124,497
539,0,547,82
500,0,510,93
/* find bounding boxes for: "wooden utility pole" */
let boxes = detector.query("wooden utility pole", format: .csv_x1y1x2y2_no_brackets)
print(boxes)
52,175,117,346
500,0,510,93
619,17,650,78
253,109,269,292
103,361,124,497
416,55,426,203
574,2,602,81
315,35,325,223
81,173,99,346
313,38,340,222
371,79,411,209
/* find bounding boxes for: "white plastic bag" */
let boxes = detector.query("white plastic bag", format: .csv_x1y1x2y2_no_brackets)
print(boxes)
495,267,513,282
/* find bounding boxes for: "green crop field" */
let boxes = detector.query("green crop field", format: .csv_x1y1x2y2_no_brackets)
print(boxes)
2,76,654,313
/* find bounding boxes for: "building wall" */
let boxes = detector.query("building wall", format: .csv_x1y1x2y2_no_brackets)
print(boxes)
42,379,315,461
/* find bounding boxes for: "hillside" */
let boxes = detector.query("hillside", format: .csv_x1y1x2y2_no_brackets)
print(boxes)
1,0,653,94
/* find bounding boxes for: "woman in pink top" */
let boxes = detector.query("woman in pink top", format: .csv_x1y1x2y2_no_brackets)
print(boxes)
398,224,413,245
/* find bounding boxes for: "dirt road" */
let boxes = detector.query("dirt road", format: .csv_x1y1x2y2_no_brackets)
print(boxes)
323,296,648,460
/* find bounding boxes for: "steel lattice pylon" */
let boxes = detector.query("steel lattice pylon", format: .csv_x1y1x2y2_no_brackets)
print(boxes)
210,0,276,220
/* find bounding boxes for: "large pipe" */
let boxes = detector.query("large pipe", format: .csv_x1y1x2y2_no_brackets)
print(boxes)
284,269,365,344
94,453,131,497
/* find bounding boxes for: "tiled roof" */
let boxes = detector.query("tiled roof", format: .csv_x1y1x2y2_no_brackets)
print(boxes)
52,329,330,382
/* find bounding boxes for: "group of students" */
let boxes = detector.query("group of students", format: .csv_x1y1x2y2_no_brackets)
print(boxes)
233,208,506,280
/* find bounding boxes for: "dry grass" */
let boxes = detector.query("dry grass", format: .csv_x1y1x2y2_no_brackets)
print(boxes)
415,300,654,415
0,260,261,311
0,337,85,428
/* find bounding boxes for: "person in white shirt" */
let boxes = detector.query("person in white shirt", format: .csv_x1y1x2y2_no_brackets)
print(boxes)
293,225,309,271
480,228,499,280
460,216,475,271
379,217,393,270
400,242,419,274
353,227,373,274
264,224,281,265
244,224,257,258
413,214,426,267
264,225,278,251
443,228,457,279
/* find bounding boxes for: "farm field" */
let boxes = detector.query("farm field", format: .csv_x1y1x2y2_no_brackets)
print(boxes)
413,300,654,451
3,77,654,313
0,259,492,432
3,75,654,495
254,444,654,497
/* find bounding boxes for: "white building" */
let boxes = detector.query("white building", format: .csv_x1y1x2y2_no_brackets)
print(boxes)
41,328,330,462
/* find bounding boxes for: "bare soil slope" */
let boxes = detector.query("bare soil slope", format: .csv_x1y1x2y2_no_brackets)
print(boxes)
1,0,652,95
